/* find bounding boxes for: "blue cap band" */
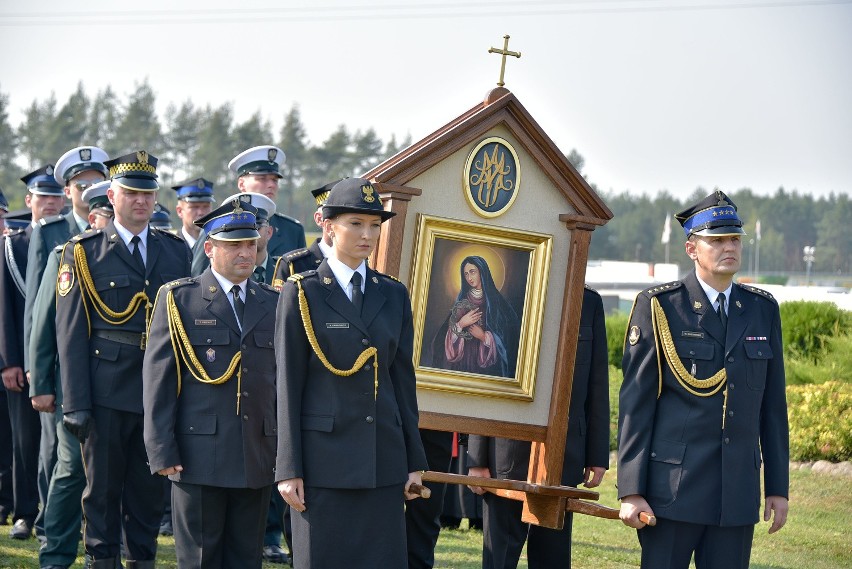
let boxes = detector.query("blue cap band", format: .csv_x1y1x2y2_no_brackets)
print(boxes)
682,206,740,237
202,210,257,235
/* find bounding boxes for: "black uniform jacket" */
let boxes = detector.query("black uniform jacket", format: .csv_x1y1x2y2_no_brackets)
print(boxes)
143,270,279,489
270,238,324,290
0,227,31,370
267,212,306,259
24,212,82,370
56,221,191,414
275,260,428,489
468,287,610,486
618,271,789,527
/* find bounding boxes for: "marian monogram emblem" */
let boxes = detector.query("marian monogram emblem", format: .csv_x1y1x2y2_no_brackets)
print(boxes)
463,136,521,218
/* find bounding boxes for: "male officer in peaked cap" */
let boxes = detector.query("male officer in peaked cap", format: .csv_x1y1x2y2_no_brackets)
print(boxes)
55,151,191,568
172,177,215,277
618,191,788,569
228,145,306,259
144,198,279,568
30,180,114,569
1,165,65,540
271,179,341,292
149,203,173,231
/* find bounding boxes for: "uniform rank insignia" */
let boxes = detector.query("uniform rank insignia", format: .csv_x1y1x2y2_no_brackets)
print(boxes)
735,300,742,308
628,325,641,345
372,276,378,283
209,286,218,293
58,264,74,297
693,301,702,310
323,277,333,285
206,348,216,362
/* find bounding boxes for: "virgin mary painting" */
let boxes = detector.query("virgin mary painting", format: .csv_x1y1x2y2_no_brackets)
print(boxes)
429,255,520,379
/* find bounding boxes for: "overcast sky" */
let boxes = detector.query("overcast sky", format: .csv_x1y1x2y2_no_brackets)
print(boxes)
1,0,850,200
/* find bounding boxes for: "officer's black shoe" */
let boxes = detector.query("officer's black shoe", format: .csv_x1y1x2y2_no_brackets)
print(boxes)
0,507,11,525
9,518,32,539
159,518,173,536
262,544,291,564
40,565,69,569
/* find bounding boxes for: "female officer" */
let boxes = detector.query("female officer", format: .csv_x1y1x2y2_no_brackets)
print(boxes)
275,177,428,568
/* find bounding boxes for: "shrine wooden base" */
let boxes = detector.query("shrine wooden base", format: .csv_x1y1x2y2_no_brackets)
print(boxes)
421,471,619,529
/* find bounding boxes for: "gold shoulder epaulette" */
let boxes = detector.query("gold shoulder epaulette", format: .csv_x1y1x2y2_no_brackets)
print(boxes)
287,272,308,283
375,271,401,283
70,229,102,242
738,283,776,302
584,284,597,292
165,277,195,289
643,281,681,296
284,248,310,261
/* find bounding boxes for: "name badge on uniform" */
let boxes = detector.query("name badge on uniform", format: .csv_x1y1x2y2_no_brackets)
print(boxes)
326,322,350,329
195,319,217,326
681,331,705,339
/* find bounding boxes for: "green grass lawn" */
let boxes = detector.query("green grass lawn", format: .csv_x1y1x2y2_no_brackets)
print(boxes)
0,468,848,568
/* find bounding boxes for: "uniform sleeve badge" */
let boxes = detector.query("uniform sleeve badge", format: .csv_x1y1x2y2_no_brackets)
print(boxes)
272,278,285,291
58,264,74,297
206,348,216,362
628,325,641,345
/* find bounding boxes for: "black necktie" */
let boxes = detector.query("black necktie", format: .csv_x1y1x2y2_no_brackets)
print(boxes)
718,293,727,331
231,285,245,326
130,235,145,271
252,265,265,284
350,272,363,315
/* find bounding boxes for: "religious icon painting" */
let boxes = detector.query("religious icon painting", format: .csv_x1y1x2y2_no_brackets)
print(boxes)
408,214,552,401
463,136,521,218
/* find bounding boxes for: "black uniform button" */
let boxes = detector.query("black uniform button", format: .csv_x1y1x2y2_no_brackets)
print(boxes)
241,344,247,350
242,415,249,421
207,339,212,344
243,367,248,373
189,426,194,431
729,383,735,389
724,437,730,444
728,410,734,417
365,416,374,423
242,391,249,397
758,351,763,356
689,350,695,356
363,364,371,371
650,452,657,458
728,357,735,362
362,338,369,346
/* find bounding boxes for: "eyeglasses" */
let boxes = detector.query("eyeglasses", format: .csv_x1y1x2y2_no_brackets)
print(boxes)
91,211,114,220
72,179,105,191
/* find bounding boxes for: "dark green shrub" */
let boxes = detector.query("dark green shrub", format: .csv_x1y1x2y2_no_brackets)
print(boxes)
788,381,852,462
780,301,852,360
785,334,852,385
759,275,789,286
605,312,630,369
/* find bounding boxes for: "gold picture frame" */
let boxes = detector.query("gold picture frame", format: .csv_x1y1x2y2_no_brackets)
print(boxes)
409,214,553,400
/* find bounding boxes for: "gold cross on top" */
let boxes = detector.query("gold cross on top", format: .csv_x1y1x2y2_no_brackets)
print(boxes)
488,34,521,87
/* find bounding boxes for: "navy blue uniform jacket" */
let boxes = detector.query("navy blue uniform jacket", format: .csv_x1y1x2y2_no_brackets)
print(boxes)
618,271,789,527
275,260,427,489
56,221,191,414
143,270,279,489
